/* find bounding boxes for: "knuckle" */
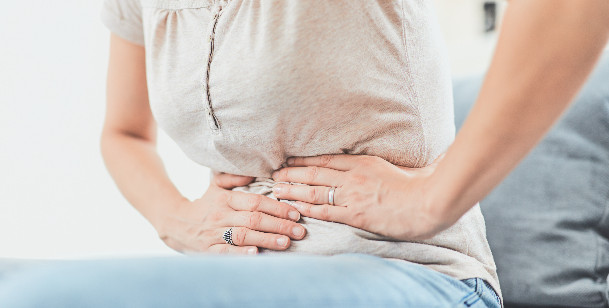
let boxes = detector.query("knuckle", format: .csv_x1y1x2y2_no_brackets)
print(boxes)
247,212,264,229
318,155,333,167
307,187,320,202
246,194,263,212
232,228,247,246
281,184,291,195
273,202,287,218
298,202,311,215
222,191,234,206
257,234,271,247
319,205,331,221
305,166,320,181
276,219,291,234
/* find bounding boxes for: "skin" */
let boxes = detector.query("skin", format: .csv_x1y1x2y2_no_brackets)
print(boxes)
101,0,609,253
272,0,609,240
101,34,305,255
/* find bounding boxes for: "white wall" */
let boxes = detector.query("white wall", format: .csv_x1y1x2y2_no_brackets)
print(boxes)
0,0,200,259
433,0,507,76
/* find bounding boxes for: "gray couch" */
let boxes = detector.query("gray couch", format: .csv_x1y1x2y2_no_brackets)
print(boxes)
453,51,609,308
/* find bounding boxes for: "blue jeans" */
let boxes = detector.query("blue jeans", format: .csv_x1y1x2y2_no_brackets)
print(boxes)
0,253,501,308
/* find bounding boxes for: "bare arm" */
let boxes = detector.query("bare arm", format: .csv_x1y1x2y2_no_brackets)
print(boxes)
428,0,609,227
267,0,609,241
100,34,305,252
100,33,185,229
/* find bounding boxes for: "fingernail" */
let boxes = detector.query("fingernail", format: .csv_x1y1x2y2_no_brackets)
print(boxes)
271,170,279,179
277,237,288,247
247,247,258,255
288,211,300,221
292,226,304,237
287,157,295,165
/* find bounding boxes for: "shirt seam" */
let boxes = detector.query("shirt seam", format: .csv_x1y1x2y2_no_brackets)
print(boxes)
100,6,145,46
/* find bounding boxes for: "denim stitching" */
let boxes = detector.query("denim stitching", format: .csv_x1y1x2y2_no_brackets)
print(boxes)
483,279,502,307
458,279,479,307
457,290,476,304
464,278,481,307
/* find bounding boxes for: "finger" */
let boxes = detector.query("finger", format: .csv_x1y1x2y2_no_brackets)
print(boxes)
225,191,301,222
285,154,365,171
431,153,446,165
229,211,306,239
207,243,259,255
289,201,350,224
272,184,342,206
221,227,291,251
214,173,256,189
271,166,345,187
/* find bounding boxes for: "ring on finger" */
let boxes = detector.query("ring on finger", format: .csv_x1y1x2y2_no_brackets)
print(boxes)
223,227,236,246
328,186,336,205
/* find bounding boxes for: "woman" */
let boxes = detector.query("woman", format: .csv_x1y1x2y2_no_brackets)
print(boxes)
0,1,607,307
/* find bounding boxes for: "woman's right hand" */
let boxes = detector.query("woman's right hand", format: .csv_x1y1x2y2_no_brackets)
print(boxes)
156,173,306,255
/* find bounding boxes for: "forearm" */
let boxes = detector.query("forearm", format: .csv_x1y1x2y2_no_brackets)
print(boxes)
100,131,187,230
427,0,609,225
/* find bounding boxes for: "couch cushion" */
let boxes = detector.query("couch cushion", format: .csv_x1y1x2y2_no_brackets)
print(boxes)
452,51,609,308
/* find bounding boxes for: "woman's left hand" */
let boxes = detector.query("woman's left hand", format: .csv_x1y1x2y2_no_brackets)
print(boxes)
271,154,451,241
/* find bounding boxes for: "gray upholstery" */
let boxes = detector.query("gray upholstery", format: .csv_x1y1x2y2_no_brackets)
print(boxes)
452,51,609,308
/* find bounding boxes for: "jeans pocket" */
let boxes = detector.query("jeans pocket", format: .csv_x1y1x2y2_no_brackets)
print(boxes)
460,278,501,308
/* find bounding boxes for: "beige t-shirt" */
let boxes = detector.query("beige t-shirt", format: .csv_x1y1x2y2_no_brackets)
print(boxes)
101,0,502,302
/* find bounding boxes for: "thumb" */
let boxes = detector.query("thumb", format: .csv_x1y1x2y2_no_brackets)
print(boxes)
213,172,256,189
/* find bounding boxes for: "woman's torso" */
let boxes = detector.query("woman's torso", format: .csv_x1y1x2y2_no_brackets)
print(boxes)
116,0,502,301
142,0,455,177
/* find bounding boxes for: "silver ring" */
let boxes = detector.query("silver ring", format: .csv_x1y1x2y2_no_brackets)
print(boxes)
328,186,336,205
223,227,236,246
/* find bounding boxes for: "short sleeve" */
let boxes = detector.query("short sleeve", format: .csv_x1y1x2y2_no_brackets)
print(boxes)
100,0,144,46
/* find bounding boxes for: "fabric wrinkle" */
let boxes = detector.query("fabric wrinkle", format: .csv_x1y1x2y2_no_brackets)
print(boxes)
100,0,502,303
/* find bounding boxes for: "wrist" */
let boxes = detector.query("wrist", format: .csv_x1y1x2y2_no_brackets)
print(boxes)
420,172,460,234
149,196,190,239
